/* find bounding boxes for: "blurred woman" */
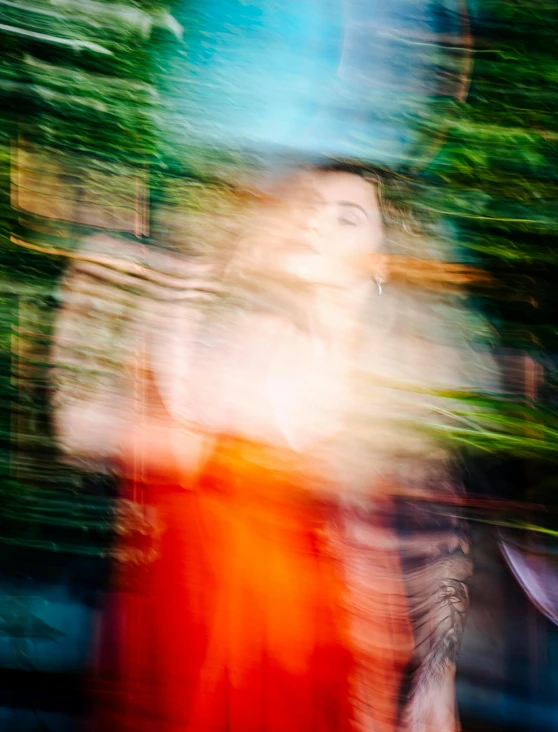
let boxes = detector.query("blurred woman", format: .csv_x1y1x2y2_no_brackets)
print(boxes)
52,165,477,732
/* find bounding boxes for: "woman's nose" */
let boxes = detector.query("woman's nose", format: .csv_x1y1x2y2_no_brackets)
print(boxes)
301,206,323,234
304,215,319,234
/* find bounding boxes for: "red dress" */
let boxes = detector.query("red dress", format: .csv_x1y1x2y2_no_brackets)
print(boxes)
94,436,356,732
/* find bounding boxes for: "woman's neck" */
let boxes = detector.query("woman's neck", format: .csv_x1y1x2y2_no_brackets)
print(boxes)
306,280,375,355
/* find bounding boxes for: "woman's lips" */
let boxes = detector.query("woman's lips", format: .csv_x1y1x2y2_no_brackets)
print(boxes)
284,238,320,255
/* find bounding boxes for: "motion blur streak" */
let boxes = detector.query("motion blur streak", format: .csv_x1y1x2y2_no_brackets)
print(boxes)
1,2,557,732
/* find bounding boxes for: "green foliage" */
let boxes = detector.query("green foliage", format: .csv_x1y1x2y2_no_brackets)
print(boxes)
0,0,184,559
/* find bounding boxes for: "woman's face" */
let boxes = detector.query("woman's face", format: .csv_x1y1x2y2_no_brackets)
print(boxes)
235,171,384,288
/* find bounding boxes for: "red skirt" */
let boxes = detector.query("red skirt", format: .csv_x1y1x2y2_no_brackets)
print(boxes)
93,437,355,732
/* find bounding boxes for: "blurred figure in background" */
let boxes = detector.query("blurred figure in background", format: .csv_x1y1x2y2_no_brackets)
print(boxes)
52,165,478,732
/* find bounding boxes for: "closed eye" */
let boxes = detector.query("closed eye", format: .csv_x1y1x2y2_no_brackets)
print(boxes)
338,211,363,226
337,202,367,227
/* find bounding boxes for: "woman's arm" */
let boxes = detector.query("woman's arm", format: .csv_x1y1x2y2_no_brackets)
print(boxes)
51,252,140,468
397,488,472,732
336,484,471,732
52,235,213,479
114,354,210,484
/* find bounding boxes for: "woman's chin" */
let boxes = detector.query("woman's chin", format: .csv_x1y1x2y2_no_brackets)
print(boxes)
282,256,345,287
